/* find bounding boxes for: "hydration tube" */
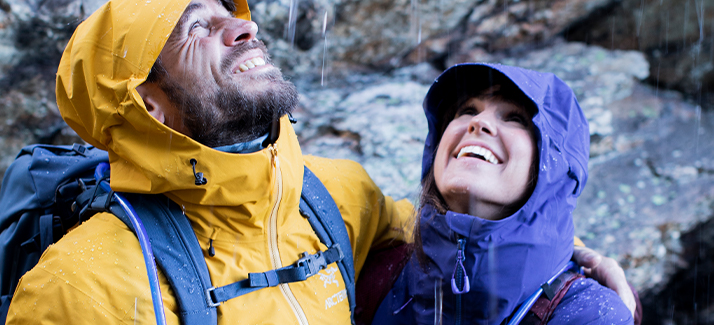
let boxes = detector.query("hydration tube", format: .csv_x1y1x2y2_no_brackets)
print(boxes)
94,162,168,325
506,261,579,325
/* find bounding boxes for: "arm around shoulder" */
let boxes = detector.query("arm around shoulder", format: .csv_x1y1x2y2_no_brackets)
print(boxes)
549,277,634,325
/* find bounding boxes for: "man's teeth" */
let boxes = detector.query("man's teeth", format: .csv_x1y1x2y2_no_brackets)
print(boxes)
457,146,500,164
236,57,266,73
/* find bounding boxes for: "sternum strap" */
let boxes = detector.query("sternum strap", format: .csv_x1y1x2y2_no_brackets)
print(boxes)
209,244,344,305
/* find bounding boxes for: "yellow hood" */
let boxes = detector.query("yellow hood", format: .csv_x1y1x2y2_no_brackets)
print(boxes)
55,0,274,207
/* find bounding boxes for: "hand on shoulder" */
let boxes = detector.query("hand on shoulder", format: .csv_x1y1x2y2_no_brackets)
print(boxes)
572,246,636,317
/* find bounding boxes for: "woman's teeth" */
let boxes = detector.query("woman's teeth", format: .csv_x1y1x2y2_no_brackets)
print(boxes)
236,57,266,73
457,146,500,164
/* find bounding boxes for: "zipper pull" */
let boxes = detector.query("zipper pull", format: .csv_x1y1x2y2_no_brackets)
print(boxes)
268,143,279,167
451,237,470,294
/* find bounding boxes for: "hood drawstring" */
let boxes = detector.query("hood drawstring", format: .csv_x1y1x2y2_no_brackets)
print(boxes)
207,228,221,257
190,158,208,186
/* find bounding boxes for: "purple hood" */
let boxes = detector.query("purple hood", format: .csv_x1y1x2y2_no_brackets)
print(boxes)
405,63,590,324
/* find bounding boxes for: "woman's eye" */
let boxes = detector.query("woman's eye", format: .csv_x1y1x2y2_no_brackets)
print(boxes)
506,113,528,126
457,107,478,116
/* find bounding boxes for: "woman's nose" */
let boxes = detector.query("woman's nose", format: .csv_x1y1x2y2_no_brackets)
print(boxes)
468,114,497,136
222,18,258,46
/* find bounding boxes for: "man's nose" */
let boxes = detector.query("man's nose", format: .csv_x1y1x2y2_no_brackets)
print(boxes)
222,18,258,46
468,114,496,136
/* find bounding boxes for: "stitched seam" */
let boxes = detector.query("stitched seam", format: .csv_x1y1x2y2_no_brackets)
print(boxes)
33,268,131,323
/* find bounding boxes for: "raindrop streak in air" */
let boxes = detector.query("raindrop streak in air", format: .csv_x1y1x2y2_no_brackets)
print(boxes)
693,0,704,67
694,105,701,157
636,0,644,37
488,241,497,320
410,0,421,46
287,0,299,48
321,10,328,87
434,279,443,325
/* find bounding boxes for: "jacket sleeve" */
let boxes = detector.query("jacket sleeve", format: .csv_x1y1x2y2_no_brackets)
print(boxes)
303,156,415,279
6,213,180,325
548,278,634,325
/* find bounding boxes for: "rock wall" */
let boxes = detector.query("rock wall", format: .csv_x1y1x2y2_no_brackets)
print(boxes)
0,0,712,323
565,0,714,108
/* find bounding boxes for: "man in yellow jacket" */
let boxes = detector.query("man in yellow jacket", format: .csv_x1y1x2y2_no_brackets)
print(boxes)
8,0,412,323
6,0,636,323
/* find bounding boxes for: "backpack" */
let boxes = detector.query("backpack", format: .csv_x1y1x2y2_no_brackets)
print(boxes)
504,261,584,325
0,144,356,324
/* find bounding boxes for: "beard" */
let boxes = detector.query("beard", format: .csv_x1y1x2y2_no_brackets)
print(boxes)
157,40,299,148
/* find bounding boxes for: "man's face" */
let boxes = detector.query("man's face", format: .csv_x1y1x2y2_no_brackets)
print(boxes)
152,0,298,147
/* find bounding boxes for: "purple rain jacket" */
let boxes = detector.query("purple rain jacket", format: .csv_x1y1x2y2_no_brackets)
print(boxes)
373,64,634,325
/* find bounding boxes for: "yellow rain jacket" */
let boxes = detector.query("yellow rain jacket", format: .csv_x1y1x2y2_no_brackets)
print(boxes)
6,0,413,323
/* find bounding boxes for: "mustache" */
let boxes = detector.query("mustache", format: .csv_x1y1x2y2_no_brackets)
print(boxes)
220,39,272,73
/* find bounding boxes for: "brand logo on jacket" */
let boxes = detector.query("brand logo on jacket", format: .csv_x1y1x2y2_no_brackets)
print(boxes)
324,289,347,310
319,266,339,288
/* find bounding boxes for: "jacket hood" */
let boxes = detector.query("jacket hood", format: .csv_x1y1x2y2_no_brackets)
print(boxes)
414,63,589,323
54,0,294,207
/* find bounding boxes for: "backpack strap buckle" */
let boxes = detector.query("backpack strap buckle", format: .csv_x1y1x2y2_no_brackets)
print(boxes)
71,143,87,156
296,251,327,278
205,287,221,308
296,244,344,278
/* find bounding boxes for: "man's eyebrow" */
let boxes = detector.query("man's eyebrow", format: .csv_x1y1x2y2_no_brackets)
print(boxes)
176,3,205,33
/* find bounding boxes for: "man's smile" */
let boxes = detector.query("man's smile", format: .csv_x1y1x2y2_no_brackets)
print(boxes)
235,57,266,73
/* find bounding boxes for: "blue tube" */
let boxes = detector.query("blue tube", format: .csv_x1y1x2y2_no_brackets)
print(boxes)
94,163,167,325
506,261,578,325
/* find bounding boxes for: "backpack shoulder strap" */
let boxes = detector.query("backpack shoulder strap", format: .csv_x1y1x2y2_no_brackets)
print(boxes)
299,166,356,320
88,165,356,324
519,270,585,325
105,193,217,324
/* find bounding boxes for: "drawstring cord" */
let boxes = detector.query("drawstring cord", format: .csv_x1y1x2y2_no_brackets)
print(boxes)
207,228,220,257
190,158,208,185
208,239,215,257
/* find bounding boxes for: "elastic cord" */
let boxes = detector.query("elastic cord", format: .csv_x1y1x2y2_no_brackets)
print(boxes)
94,163,167,325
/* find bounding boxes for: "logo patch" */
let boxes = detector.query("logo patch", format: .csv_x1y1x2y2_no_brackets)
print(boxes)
319,266,339,288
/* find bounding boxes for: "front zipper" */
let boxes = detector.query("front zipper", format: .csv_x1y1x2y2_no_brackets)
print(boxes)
267,144,310,325
452,237,469,325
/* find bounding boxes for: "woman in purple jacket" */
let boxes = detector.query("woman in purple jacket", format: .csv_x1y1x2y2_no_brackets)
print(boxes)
373,64,634,324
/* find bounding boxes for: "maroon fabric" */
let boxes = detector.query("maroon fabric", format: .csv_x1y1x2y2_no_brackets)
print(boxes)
629,282,643,325
526,272,585,324
354,244,412,325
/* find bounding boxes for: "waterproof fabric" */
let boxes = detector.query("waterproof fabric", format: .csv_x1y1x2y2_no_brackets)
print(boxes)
374,64,633,324
5,0,412,323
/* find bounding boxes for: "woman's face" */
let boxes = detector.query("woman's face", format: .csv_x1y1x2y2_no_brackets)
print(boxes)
433,96,537,220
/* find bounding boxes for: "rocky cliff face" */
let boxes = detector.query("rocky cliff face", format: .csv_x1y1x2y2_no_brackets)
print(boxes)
0,0,711,323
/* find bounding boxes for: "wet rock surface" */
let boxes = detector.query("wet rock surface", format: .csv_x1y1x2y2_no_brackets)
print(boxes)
0,0,712,323
564,0,714,109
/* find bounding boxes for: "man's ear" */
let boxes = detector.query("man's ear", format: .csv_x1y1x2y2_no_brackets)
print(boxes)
135,82,170,123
